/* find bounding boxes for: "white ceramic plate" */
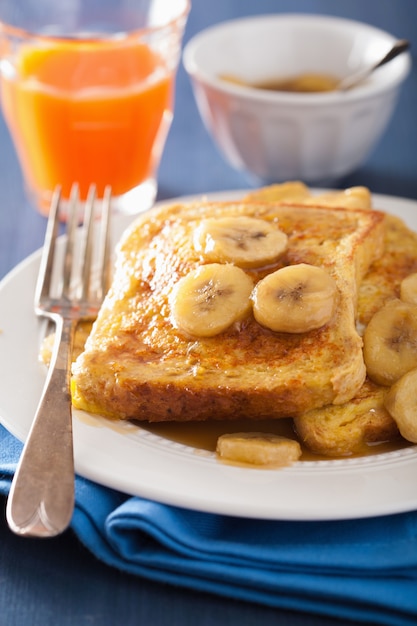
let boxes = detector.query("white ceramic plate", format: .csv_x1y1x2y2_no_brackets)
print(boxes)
1,191,417,521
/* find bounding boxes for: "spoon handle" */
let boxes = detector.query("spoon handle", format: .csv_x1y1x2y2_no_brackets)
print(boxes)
339,39,409,91
374,39,410,70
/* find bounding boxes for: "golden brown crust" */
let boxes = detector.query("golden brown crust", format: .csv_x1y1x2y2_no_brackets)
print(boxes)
71,199,385,422
295,213,417,455
294,379,400,456
245,183,372,210
358,214,417,324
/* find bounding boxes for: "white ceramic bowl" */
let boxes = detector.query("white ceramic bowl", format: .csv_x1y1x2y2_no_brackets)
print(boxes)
183,14,411,184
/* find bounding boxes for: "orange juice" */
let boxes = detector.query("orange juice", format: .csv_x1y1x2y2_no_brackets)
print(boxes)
0,39,174,213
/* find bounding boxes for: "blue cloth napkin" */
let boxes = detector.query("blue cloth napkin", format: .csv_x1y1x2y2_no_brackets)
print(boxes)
1,423,417,626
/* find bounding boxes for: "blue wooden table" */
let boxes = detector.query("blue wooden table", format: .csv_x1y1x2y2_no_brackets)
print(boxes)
0,1,416,625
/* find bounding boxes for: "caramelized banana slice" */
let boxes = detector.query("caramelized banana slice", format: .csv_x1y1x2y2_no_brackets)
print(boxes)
193,216,288,268
216,432,301,468
170,263,253,337
385,368,417,443
252,263,337,333
400,273,417,305
363,299,417,386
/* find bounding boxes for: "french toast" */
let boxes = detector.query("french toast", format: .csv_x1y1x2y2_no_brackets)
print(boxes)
246,184,417,456
71,198,385,422
293,213,417,456
245,182,372,210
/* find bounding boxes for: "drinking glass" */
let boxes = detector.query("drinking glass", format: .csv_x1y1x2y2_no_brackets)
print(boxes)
0,0,190,216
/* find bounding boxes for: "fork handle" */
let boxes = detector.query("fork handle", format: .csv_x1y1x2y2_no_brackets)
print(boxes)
6,317,76,537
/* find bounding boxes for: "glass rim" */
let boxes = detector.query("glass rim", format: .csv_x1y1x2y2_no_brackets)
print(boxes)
0,0,191,43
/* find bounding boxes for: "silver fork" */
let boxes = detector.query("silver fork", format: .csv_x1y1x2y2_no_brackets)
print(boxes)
6,184,112,538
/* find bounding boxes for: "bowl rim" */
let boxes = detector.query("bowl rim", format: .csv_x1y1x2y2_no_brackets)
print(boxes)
183,13,412,105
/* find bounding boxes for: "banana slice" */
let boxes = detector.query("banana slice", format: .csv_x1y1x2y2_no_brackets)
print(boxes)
216,432,301,468
193,216,288,268
170,263,253,337
400,273,417,305
252,263,337,333
363,299,417,386
384,368,417,443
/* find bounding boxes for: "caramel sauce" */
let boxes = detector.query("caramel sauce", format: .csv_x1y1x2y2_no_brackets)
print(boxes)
139,417,410,462
220,72,340,93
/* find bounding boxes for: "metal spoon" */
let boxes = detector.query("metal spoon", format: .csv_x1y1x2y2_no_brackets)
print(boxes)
338,39,410,91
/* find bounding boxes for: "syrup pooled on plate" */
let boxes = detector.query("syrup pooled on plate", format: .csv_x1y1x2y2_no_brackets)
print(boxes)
140,418,409,463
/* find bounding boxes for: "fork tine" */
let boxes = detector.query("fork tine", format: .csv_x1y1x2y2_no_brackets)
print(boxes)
35,186,61,307
96,185,112,301
80,184,97,301
62,184,81,298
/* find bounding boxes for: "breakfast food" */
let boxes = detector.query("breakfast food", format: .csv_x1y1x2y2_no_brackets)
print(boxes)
294,379,398,457
385,368,417,443
363,299,417,386
193,215,288,268
170,263,254,338
295,213,417,456
245,183,372,210
216,432,301,468
246,184,417,456
251,263,337,333
71,198,385,423
68,180,417,462
400,272,417,305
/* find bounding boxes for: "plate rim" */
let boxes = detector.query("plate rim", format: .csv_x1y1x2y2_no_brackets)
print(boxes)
1,188,417,521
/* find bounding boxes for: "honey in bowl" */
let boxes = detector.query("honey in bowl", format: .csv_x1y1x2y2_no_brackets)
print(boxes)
220,72,340,93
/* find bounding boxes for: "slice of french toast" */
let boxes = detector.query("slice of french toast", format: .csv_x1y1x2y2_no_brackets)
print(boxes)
71,198,385,422
294,213,417,456
245,183,417,456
